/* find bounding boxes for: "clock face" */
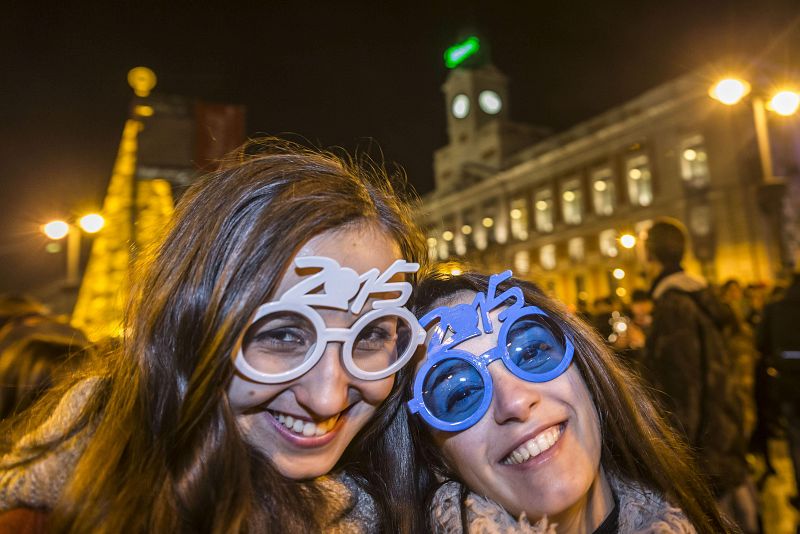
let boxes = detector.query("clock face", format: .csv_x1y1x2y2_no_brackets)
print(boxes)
479,90,502,115
451,94,470,119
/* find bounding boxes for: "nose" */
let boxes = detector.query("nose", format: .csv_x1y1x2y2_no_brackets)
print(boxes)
291,341,353,417
490,364,541,425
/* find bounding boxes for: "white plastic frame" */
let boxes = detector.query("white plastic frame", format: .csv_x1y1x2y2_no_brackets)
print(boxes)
233,256,425,384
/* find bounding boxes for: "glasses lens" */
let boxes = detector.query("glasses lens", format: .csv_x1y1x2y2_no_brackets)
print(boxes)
242,311,317,375
422,357,485,423
351,314,412,373
505,315,566,375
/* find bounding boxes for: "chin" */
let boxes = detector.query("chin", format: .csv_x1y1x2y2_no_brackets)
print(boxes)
272,454,340,480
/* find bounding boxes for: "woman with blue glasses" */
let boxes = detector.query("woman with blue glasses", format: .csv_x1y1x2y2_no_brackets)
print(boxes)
404,270,734,533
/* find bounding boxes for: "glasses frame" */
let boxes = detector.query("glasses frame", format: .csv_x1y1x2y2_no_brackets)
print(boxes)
234,301,426,384
408,305,574,432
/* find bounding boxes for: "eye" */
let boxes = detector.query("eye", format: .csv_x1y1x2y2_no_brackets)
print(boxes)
506,318,566,374
253,327,310,352
355,318,398,352
422,358,485,423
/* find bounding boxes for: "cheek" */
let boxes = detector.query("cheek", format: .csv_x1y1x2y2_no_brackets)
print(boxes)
359,375,395,405
227,375,282,412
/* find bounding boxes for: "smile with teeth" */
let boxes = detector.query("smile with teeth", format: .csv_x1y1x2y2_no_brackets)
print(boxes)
502,423,565,465
271,410,340,437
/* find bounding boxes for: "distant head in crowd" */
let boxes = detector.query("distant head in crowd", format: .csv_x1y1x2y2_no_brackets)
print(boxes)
0,140,425,533
645,218,687,279
403,270,734,533
0,319,91,420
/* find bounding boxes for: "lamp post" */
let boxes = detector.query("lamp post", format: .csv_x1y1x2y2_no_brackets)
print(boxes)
709,78,800,278
42,213,105,287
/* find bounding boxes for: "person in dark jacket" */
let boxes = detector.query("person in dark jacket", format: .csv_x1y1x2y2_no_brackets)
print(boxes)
641,218,757,532
756,271,800,511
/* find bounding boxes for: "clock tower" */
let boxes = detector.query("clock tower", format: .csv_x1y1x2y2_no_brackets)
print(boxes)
433,37,548,194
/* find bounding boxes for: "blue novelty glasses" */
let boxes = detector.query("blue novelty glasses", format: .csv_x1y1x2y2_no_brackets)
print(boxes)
407,271,575,432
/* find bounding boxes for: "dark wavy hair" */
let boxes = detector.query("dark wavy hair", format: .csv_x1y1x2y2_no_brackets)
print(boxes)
400,269,734,534
0,139,425,533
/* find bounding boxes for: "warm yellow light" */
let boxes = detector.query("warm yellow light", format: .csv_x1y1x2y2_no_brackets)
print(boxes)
709,78,750,105
450,268,463,276
619,234,636,249
442,230,454,241
134,105,154,117
562,190,575,202
536,200,548,211
482,217,494,228
768,90,800,116
615,287,627,298
43,220,69,240
594,180,607,192
510,208,522,220
128,66,157,97
461,224,472,235
79,213,105,233
613,268,626,280
683,148,697,161
628,168,642,180
427,237,437,247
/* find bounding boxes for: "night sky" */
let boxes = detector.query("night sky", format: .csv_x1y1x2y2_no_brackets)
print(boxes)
1,1,799,294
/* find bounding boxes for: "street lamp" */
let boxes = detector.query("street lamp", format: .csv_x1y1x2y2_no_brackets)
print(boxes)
709,76,799,277
42,213,105,287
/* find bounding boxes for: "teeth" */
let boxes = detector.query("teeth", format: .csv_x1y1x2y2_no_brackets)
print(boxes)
274,411,339,437
502,424,564,465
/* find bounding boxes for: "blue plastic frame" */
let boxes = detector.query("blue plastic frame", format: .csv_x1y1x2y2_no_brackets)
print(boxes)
407,271,575,432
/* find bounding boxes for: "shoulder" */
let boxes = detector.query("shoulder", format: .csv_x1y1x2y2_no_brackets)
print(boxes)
613,478,697,533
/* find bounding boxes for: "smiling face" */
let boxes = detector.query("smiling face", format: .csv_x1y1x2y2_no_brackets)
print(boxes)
228,223,402,480
421,293,612,528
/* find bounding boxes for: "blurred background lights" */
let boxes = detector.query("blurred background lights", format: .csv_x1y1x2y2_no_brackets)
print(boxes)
769,90,800,116
709,78,750,105
615,287,627,298
482,217,494,228
594,180,607,192
43,220,69,240
612,268,626,279
127,66,157,97
619,234,636,248
442,230,454,241
79,213,105,233
461,224,472,235
510,208,522,219
478,90,502,114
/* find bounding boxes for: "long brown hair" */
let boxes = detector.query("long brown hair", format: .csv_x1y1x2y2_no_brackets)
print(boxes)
1,139,425,533
403,269,734,534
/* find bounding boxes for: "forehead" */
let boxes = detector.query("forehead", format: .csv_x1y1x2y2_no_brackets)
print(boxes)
275,224,402,298
425,291,505,356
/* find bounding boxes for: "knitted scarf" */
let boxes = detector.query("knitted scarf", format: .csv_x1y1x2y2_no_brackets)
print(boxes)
430,477,696,533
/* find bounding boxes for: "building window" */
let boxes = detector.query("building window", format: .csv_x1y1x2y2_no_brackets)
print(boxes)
561,178,583,225
626,155,653,207
591,168,616,216
514,250,530,274
568,237,585,263
540,244,556,271
689,205,713,236
534,189,554,233
680,135,710,188
599,229,619,258
510,197,529,240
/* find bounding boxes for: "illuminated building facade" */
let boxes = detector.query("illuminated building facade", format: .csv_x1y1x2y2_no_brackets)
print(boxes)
417,60,800,305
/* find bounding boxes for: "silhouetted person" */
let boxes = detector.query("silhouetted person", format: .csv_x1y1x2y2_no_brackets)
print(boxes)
756,270,800,512
641,218,757,532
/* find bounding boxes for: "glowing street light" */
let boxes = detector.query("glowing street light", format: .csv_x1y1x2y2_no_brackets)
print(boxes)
612,268,626,280
709,78,750,105
79,213,105,233
41,213,104,287
43,220,69,240
768,90,800,117
619,234,636,249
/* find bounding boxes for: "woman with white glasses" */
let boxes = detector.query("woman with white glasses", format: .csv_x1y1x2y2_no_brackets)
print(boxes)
0,140,426,533
403,270,734,533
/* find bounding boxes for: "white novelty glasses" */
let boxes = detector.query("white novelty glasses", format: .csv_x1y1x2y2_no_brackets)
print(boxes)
234,256,426,384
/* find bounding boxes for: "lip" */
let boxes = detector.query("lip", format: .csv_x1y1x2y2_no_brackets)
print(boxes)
265,409,348,449
499,420,568,467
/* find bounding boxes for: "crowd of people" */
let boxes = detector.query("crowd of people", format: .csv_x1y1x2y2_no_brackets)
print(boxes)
0,139,797,533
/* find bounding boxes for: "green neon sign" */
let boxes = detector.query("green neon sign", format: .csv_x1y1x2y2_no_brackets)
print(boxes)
444,36,481,69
